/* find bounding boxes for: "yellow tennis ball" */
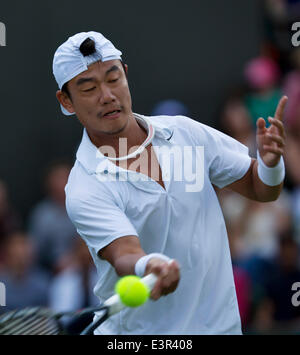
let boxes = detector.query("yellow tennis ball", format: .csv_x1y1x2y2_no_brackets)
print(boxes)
115,275,150,307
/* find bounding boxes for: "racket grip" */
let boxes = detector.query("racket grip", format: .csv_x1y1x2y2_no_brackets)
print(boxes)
140,259,173,289
104,273,158,316
141,273,158,290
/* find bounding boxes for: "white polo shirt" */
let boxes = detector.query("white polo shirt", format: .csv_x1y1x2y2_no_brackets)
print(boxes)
65,113,252,335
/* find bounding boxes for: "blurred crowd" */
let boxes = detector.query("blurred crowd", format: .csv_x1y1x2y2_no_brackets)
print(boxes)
1,0,300,335
0,161,99,333
216,0,300,334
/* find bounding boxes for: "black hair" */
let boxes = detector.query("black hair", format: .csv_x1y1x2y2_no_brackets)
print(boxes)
61,37,127,99
79,37,96,56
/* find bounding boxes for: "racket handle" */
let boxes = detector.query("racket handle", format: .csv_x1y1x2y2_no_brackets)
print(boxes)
140,259,173,289
140,273,158,289
104,273,158,316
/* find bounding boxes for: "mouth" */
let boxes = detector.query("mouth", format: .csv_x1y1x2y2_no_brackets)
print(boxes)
102,109,121,119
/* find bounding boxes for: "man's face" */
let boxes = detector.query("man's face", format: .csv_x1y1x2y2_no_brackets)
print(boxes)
57,59,132,136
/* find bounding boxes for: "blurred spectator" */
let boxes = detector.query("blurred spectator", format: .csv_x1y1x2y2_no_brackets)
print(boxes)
262,0,300,71
218,187,293,330
291,189,300,241
265,0,300,24
0,179,22,261
284,128,300,238
151,99,189,117
0,232,49,313
232,265,252,331
49,237,98,334
218,94,256,157
27,160,76,273
282,48,300,132
281,48,300,238
219,188,292,260
244,56,282,129
251,231,300,334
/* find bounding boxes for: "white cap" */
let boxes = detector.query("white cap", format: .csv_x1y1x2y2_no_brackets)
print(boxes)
52,31,122,116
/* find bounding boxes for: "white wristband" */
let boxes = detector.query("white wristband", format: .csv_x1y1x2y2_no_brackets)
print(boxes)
135,253,171,277
257,150,285,186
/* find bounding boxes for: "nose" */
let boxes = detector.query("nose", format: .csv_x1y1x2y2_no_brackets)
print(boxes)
99,84,116,105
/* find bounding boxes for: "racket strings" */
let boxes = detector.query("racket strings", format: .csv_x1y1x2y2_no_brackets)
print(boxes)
0,305,109,335
0,308,61,335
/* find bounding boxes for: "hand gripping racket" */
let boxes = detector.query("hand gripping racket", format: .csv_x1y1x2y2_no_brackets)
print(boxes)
0,273,157,335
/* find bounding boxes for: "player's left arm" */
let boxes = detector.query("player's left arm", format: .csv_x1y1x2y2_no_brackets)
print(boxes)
226,96,288,202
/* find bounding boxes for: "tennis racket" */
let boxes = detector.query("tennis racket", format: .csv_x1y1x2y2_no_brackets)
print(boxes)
0,273,157,335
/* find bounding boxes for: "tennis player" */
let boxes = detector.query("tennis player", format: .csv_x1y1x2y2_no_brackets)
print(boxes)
53,31,287,335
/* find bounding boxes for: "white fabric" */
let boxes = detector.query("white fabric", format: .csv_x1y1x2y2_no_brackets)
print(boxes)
257,150,285,186
65,113,252,335
52,31,122,116
134,253,171,277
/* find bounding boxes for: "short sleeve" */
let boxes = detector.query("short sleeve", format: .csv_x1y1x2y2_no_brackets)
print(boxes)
206,126,252,188
66,187,138,254
181,116,252,189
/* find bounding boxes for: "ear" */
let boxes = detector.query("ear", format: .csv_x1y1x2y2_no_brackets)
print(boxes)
56,90,75,115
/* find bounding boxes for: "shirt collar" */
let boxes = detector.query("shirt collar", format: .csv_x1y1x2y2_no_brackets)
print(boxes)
76,113,174,175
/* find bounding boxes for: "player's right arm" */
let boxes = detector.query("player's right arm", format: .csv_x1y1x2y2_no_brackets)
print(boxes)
65,182,180,301
98,236,180,300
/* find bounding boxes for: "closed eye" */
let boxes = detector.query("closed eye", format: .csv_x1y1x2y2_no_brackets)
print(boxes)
83,87,96,92
108,78,118,83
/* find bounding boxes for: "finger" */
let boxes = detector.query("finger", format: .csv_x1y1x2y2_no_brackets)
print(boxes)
151,263,180,298
164,260,180,282
149,261,168,276
256,117,266,134
149,259,180,299
161,263,180,294
274,96,288,121
168,259,180,273
161,279,179,295
150,278,163,300
149,263,169,299
268,117,285,138
150,289,160,300
263,145,284,155
266,133,285,147
151,275,174,299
